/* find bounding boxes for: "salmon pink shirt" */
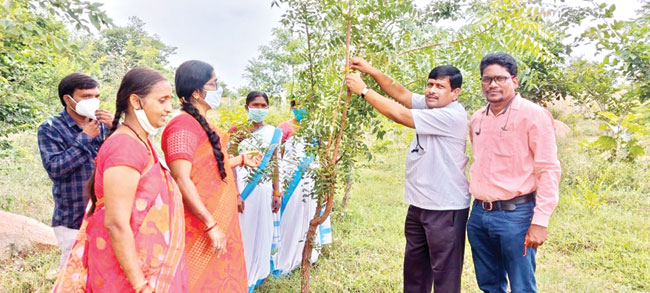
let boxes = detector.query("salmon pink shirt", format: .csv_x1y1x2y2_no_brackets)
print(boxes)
469,94,561,227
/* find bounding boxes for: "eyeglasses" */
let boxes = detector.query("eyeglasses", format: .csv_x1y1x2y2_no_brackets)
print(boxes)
480,75,513,85
203,81,219,90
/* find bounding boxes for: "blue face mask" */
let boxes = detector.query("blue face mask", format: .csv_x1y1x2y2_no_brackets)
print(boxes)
248,108,269,123
292,109,307,122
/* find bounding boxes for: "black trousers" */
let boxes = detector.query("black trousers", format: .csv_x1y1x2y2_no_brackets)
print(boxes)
403,205,469,293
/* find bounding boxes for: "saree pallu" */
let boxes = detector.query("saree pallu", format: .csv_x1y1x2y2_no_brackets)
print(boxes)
52,134,187,292
274,136,332,276
235,125,279,290
162,114,247,292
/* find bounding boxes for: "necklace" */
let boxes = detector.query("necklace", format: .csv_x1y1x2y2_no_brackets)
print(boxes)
122,123,150,153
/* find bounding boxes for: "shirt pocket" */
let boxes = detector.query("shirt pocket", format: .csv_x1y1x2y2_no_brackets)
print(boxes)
489,130,517,177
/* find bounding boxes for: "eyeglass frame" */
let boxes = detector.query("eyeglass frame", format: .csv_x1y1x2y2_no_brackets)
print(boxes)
479,75,514,86
203,80,219,91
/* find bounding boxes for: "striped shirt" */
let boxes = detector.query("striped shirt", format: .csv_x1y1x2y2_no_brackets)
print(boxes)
37,110,106,229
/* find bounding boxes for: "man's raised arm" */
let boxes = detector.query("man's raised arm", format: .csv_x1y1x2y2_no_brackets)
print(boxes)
350,57,414,108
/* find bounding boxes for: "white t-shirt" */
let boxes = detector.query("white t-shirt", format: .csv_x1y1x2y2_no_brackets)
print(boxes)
405,93,470,210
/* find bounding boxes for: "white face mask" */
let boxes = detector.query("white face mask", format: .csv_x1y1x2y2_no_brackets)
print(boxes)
134,98,159,136
68,96,100,120
204,86,223,109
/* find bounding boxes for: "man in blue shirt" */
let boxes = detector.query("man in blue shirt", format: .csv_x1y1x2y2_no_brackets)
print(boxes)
37,73,113,269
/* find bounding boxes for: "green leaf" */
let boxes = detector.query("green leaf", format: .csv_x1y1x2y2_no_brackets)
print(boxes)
89,14,100,30
628,145,645,156
592,136,617,150
598,111,619,122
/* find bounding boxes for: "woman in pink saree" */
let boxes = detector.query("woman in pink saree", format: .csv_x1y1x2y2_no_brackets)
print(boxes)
52,67,187,292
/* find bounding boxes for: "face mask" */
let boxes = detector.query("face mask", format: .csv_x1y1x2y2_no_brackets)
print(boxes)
204,86,223,109
248,108,269,123
134,98,159,136
292,109,307,122
68,96,99,120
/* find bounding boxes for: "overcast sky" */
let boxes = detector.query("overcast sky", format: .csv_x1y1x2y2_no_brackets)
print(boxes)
97,0,639,89
98,0,284,89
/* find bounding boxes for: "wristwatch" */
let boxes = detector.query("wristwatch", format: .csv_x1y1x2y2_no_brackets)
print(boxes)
361,87,370,98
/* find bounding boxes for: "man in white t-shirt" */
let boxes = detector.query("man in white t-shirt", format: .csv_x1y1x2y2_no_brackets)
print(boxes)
346,57,470,293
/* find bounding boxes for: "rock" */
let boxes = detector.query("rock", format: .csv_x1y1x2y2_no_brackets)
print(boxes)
554,119,571,139
0,210,57,260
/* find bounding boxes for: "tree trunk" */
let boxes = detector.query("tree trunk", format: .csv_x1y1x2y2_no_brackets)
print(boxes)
341,176,354,210
300,1,353,292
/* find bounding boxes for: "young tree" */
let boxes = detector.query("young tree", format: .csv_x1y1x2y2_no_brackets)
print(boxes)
249,0,589,290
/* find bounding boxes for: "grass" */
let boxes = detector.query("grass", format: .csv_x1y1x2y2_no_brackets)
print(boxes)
1,115,649,292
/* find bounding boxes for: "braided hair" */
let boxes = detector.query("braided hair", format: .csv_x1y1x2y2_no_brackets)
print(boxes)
87,67,167,215
175,60,227,180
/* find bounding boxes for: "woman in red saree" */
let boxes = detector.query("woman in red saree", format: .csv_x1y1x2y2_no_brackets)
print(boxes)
52,67,187,292
161,60,258,291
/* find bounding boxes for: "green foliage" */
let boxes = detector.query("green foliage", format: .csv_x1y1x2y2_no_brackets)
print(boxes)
0,2,176,157
0,0,82,137
569,167,616,210
583,103,650,162
581,1,650,101
564,60,631,116
244,0,589,218
30,0,112,31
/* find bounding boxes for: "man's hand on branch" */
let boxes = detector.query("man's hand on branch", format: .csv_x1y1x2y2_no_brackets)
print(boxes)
345,73,367,96
350,57,375,74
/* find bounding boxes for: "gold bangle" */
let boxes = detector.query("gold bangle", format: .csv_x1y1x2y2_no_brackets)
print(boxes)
273,191,282,198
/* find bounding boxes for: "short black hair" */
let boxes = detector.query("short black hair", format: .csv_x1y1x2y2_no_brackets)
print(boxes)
246,91,269,105
480,52,518,77
428,65,462,90
290,100,296,108
58,73,98,107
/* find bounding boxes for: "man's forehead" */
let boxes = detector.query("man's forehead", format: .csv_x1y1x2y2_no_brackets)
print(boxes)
427,77,451,86
73,87,100,95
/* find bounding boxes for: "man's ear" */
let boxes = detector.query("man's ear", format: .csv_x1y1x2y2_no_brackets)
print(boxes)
512,76,520,90
452,88,461,100
63,94,74,108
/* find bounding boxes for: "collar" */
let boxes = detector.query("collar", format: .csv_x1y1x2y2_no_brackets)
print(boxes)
480,93,522,116
60,110,78,128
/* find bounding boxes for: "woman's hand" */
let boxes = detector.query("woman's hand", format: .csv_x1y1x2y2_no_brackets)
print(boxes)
272,192,282,213
242,152,262,167
206,224,227,256
237,194,245,213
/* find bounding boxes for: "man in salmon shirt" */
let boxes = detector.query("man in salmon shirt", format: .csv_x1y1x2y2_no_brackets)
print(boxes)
467,52,561,293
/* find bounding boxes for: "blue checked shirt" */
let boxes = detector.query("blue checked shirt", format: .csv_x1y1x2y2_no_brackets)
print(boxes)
37,111,106,229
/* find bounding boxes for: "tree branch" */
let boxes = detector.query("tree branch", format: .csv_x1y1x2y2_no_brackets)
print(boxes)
398,22,496,57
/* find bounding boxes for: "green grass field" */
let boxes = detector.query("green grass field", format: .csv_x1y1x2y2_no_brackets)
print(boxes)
1,115,649,292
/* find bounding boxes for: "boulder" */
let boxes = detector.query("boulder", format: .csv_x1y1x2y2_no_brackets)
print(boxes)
554,119,571,139
0,210,57,260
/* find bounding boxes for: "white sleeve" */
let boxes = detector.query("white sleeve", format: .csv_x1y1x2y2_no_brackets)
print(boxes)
411,93,428,109
411,104,467,140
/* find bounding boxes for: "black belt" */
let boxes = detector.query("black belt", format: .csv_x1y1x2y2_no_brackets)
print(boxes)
474,191,536,211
